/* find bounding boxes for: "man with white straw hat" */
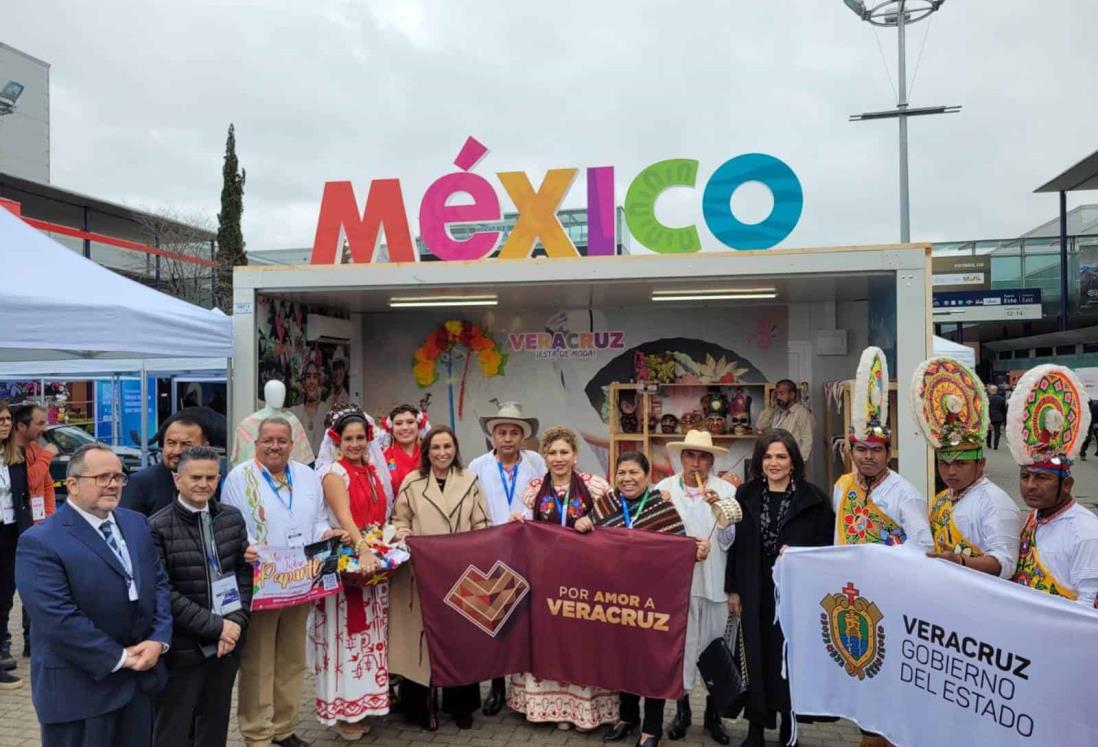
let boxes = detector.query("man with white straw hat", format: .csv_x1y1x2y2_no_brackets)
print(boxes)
656,430,737,745
1006,364,1098,608
468,402,546,716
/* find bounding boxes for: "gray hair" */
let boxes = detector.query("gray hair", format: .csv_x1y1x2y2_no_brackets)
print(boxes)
257,416,292,438
177,446,222,473
67,443,117,478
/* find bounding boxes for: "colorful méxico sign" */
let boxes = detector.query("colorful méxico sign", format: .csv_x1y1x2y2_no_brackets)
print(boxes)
311,136,803,264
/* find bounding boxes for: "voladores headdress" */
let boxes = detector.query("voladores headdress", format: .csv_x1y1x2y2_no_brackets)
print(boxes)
1006,365,1091,477
849,346,890,444
911,356,988,462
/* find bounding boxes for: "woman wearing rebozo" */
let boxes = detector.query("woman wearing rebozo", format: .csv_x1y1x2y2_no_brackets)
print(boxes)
507,424,619,732
390,425,490,731
310,405,394,741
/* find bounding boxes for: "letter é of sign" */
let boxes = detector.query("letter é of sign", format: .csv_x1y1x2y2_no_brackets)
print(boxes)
311,180,416,264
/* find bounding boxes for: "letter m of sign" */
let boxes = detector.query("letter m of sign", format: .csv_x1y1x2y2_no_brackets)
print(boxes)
311,180,416,264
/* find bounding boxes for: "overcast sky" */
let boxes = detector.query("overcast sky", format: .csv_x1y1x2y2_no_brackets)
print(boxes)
6,0,1098,253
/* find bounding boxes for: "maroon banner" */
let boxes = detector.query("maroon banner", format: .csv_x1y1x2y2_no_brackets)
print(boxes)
407,521,695,699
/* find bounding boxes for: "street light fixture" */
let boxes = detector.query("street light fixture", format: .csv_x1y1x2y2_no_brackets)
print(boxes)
844,0,959,243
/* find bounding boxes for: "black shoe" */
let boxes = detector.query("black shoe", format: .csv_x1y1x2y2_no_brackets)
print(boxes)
21,642,29,658
0,669,23,690
666,697,691,741
637,735,661,747
738,722,764,747
273,735,311,747
604,721,638,742
703,698,730,745
0,651,15,671
482,682,506,716
455,714,474,730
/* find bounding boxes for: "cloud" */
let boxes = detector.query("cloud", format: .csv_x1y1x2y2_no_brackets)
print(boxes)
4,0,1097,254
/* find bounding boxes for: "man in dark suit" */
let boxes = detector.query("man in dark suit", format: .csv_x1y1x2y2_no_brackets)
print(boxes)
16,443,172,747
986,384,1007,450
122,416,216,516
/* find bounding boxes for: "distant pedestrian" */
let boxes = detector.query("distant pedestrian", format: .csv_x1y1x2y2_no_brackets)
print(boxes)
0,401,30,688
1080,398,1098,461
150,446,252,747
986,385,1007,450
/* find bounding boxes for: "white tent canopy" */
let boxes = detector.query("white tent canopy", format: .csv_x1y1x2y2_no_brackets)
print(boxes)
0,206,232,362
0,357,227,378
932,335,976,368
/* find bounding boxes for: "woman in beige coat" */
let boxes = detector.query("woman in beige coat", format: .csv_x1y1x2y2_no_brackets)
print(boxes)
391,425,490,731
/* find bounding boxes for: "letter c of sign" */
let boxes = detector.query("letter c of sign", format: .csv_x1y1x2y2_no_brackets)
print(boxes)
623,159,702,254
702,153,803,250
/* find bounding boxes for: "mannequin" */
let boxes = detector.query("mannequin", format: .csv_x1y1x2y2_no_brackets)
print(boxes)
230,379,316,466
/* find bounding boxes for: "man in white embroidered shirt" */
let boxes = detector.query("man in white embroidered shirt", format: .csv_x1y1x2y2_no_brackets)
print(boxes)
222,417,339,747
467,402,545,715
16,443,172,747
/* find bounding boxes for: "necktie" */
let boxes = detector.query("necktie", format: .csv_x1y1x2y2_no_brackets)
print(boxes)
99,520,134,578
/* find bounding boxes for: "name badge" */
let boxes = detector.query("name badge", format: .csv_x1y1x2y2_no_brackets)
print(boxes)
286,529,305,547
211,574,242,615
31,496,46,522
1,504,13,525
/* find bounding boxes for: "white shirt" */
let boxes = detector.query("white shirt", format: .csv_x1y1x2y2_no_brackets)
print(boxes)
943,477,1022,579
833,469,934,551
177,495,209,513
468,450,547,526
221,460,329,547
1027,502,1098,609
0,460,12,525
657,474,737,603
68,501,139,672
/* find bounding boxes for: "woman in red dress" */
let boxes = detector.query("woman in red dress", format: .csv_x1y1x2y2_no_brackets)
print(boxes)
382,404,425,495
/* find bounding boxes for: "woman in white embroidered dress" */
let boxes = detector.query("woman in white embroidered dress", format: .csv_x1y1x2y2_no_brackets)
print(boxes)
310,406,393,741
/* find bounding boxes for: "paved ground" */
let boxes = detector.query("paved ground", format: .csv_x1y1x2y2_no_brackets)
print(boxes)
0,593,864,746
5,447,1089,746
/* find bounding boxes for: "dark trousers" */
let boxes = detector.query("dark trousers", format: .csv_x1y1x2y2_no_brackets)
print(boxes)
399,680,480,725
1082,428,1097,457
986,422,1003,450
41,691,154,747
620,692,665,735
0,526,17,653
153,654,239,747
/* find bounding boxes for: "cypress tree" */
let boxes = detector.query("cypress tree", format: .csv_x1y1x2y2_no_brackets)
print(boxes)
216,123,246,309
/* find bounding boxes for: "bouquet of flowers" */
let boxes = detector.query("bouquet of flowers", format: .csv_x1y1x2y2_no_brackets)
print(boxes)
337,523,410,587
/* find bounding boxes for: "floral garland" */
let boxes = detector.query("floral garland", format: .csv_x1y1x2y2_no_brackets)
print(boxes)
412,320,507,419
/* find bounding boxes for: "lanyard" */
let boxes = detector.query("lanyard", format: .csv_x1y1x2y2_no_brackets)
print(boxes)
497,457,521,508
621,489,651,529
257,462,294,513
200,511,222,575
553,487,571,527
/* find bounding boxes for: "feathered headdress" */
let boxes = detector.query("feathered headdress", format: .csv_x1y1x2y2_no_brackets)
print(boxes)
911,356,989,462
1006,365,1091,477
849,346,890,444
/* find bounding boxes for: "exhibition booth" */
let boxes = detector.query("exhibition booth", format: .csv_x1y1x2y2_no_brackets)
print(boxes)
230,244,933,491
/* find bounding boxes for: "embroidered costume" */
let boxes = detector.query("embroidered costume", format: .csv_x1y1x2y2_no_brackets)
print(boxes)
469,450,546,526
1005,364,1098,607
833,347,933,550
509,469,618,729
911,356,1021,575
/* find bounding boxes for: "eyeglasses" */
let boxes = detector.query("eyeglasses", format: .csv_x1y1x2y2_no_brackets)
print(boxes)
73,472,129,487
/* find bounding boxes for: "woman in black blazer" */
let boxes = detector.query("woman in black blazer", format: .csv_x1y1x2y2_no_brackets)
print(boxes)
0,400,32,682
725,429,834,747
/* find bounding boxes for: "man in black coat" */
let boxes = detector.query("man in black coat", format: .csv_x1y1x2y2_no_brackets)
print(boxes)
986,385,1007,451
123,416,217,516
1081,398,1098,461
149,446,252,747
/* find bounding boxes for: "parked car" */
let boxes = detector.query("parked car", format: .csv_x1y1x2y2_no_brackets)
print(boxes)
44,425,143,501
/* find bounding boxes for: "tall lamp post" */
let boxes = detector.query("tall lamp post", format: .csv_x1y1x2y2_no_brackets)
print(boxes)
844,0,960,243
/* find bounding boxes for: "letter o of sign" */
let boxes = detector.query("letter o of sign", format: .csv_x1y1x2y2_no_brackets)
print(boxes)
702,153,803,250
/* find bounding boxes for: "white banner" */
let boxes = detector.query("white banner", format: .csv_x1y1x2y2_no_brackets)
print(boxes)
775,545,1098,747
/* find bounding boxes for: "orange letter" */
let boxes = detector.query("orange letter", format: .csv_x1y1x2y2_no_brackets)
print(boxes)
311,180,415,264
497,169,579,258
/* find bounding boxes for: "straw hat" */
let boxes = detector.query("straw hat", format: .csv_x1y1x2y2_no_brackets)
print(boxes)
479,401,539,440
667,429,729,456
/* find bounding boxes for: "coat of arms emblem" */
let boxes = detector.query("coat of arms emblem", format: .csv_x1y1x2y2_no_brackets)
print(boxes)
819,581,885,680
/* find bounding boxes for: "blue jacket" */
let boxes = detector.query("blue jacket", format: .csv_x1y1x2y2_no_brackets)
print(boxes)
15,503,173,724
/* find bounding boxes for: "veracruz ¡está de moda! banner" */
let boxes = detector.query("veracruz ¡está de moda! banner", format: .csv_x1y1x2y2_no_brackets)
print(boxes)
406,521,696,700
251,537,342,611
775,544,1098,747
